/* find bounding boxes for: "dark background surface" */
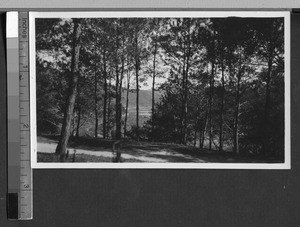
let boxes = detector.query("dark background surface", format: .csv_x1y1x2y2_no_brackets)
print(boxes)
0,12,300,227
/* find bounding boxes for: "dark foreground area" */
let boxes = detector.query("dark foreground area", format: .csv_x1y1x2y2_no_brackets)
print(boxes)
37,136,284,163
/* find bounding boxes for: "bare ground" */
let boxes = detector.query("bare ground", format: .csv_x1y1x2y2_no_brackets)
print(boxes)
37,136,283,163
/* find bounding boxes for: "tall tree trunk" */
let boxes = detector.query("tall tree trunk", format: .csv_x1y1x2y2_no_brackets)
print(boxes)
134,30,140,142
107,74,112,138
209,61,215,150
76,105,81,138
180,52,186,145
233,71,241,154
208,31,216,151
199,130,202,149
115,63,121,139
119,60,124,137
262,57,273,155
135,67,139,142
219,59,225,152
151,38,158,142
72,111,76,137
102,49,107,139
193,128,197,147
114,25,121,140
55,19,82,161
117,29,125,140
182,19,191,146
124,71,130,138
94,69,98,138
200,105,209,149
75,82,82,138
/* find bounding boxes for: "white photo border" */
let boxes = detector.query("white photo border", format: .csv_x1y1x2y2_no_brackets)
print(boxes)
29,11,291,169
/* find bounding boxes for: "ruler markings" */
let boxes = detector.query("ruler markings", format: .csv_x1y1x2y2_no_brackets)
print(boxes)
19,12,32,220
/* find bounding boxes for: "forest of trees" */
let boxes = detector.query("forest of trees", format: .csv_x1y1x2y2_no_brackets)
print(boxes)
36,16,285,162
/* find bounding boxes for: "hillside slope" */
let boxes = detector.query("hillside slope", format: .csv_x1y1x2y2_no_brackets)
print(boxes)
121,89,162,127
121,89,162,108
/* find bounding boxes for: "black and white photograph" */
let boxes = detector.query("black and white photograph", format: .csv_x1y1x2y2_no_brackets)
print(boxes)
29,11,290,168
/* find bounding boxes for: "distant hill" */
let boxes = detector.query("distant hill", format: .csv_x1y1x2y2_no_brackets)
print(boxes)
77,89,163,137
121,89,162,126
121,89,162,108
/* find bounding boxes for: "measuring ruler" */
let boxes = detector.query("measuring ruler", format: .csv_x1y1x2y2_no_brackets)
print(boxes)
7,11,33,220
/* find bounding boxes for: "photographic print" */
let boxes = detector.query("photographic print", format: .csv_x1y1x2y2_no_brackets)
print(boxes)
29,11,290,168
